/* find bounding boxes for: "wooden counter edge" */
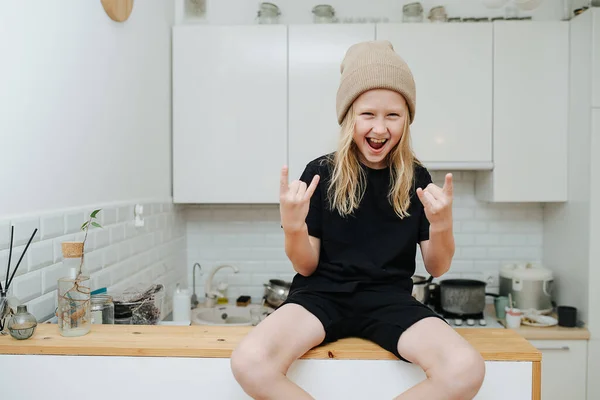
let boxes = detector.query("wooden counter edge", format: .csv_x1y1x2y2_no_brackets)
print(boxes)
0,325,541,362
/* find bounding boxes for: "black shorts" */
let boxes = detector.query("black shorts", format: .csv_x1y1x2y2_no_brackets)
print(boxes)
279,286,447,362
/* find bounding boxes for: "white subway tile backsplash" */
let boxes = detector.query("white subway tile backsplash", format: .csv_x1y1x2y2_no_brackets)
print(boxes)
185,172,544,298
0,221,10,250
12,270,42,302
11,217,40,246
28,241,54,271
110,225,125,244
26,291,57,322
117,205,132,223
40,214,65,240
3,200,185,322
42,262,68,294
65,212,85,234
101,208,118,226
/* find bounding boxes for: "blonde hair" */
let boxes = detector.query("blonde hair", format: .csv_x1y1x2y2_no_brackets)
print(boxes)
326,105,421,218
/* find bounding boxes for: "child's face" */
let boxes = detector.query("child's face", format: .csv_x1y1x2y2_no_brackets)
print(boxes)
352,89,408,169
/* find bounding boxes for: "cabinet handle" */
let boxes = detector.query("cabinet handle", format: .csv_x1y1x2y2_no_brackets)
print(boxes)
535,346,570,351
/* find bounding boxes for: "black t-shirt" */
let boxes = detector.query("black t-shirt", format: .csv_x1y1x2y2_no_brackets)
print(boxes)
290,153,432,293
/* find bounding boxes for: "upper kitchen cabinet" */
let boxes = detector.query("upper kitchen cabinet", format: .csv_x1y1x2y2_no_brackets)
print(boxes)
593,9,600,108
476,21,569,202
288,24,375,181
376,23,493,168
172,25,287,203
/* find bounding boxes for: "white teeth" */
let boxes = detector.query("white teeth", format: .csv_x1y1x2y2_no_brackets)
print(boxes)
368,138,387,144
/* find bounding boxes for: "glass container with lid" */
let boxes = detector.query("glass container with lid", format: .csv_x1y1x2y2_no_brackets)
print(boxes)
312,5,335,23
403,2,424,22
257,2,281,24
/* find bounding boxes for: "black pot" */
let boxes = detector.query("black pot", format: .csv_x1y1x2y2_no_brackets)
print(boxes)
440,279,498,316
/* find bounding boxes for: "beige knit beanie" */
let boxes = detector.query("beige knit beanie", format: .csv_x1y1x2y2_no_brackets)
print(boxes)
336,40,416,125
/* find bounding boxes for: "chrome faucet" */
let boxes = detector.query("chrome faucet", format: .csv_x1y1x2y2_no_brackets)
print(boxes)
204,264,239,307
191,262,202,308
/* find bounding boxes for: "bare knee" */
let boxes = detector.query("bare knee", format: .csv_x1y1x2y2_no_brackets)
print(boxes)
435,347,485,400
231,342,278,397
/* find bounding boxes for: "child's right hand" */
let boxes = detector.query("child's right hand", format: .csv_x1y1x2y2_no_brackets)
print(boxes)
279,166,320,234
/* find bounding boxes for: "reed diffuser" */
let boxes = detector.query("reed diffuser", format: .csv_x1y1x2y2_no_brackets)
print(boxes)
1,226,38,334
56,210,102,337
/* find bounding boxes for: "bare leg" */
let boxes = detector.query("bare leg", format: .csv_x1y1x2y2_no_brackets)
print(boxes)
230,303,326,400
394,318,486,400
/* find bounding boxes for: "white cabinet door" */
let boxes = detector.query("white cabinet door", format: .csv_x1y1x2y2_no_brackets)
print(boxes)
376,23,493,167
288,24,375,181
593,9,600,108
172,25,287,203
529,340,587,400
476,21,569,202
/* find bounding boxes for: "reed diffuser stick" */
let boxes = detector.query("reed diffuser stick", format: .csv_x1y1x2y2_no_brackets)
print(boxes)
2,226,14,293
5,228,37,291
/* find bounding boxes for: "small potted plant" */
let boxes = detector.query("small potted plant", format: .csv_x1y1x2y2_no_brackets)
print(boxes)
57,209,102,337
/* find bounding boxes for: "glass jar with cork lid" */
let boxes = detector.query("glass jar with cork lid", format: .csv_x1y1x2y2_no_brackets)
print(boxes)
57,242,91,337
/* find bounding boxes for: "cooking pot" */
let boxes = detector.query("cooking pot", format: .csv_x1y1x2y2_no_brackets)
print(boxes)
411,275,433,303
440,279,498,316
263,279,290,307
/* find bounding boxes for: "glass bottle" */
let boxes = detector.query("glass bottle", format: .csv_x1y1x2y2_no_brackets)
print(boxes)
57,242,91,337
7,305,37,340
0,288,20,335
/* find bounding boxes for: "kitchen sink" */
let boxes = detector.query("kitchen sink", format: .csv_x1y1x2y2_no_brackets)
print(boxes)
192,304,270,326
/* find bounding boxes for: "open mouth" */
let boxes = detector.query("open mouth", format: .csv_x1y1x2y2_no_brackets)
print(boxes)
367,138,387,151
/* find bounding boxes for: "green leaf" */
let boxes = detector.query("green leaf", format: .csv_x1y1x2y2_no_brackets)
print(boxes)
91,222,102,228
80,221,89,230
90,209,101,219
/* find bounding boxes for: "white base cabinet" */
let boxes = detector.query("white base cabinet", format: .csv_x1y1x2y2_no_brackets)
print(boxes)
530,340,588,400
0,354,536,399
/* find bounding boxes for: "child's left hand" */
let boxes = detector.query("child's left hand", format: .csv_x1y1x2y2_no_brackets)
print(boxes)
416,173,453,231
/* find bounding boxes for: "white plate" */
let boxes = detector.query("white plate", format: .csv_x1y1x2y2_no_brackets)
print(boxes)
521,314,558,327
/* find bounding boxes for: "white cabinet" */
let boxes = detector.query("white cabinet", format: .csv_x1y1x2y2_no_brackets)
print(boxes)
288,24,375,181
476,21,569,202
172,25,287,203
376,24,493,168
593,10,600,108
529,340,587,400
1,354,536,399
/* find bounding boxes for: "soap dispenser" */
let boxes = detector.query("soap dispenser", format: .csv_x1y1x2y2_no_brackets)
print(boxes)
216,281,229,304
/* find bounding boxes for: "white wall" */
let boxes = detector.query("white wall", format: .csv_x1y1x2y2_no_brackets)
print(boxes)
186,171,544,303
0,0,173,217
177,0,589,24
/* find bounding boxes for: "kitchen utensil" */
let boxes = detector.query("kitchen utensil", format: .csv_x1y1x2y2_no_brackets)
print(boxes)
101,0,134,22
263,279,290,307
557,305,577,327
522,313,557,327
440,279,498,316
499,263,553,313
411,275,433,303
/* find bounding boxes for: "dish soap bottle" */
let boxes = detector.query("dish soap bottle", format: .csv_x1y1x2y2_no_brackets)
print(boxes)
216,281,229,304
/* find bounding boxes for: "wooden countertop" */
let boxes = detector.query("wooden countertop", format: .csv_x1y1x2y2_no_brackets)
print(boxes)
484,305,590,340
0,324,540,362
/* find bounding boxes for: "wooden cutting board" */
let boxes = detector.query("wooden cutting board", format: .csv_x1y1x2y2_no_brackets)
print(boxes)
101,0,134,22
